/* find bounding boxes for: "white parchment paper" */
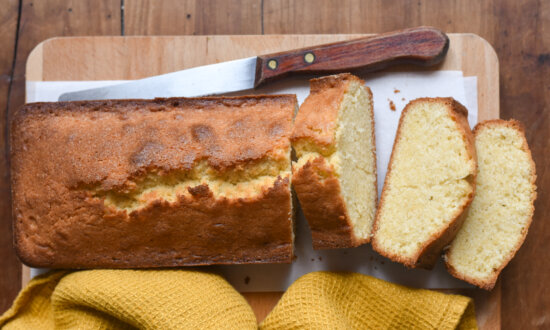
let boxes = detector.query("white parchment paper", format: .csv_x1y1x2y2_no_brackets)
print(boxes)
26,71,478,290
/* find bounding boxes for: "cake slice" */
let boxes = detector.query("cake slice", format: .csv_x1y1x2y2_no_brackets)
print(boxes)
445,120,537,290
291,73,377,249
372,98,476,268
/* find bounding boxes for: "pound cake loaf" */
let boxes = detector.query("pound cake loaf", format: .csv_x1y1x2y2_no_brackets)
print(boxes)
372,98,477,268
11,95,297,268
291,73,377,249
445,120,537,290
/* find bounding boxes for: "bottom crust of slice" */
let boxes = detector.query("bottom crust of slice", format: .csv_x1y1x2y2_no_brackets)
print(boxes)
292,156,366,249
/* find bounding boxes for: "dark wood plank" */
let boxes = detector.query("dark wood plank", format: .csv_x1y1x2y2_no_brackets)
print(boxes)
124,0,262,35
263,0,498,37
0,0,21,314
1,0,121,314
264,0,415,33
494,1,550,329
264,1,550,329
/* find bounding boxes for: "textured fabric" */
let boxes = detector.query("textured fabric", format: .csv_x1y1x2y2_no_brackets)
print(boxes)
0,270,257,329
0,270,477,329
260,272,477,330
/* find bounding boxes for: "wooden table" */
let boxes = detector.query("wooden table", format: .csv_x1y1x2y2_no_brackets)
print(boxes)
0,1,548,329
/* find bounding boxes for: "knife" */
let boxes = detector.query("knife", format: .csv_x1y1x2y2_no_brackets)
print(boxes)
59,26,449,101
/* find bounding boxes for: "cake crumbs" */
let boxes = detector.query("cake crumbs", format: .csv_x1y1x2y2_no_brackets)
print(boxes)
394,88,400,93
311,258,315,262
318,256,323,261
244,276,250,285
388,99,396,111
401,97,406,101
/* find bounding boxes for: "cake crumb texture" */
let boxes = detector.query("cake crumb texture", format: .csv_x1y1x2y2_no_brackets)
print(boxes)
445,119,537,289
373,98,476,268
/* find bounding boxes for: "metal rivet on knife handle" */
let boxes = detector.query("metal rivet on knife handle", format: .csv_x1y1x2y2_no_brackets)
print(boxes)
304,52,315,64
267,59,278,70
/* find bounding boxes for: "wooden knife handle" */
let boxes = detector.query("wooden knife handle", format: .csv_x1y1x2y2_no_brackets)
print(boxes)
254,26,449,88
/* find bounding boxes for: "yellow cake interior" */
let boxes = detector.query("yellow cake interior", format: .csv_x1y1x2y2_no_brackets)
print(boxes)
294,80,377,240
446,124,535,282
375,101,475,259
94,153,291,213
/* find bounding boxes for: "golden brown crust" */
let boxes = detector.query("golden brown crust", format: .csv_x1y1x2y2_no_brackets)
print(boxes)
13,96,296,188
444,119,537,290
291,73,364,152
291,157,364,249
11,95,297,268
291,73,374,249
372,97,477,269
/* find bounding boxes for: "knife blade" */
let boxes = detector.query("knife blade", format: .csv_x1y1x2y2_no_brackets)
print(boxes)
59,26,449,101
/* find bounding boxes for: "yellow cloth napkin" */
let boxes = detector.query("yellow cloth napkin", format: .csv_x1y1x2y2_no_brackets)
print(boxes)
260,272,477,330
0,270,476,329
0,270,257,329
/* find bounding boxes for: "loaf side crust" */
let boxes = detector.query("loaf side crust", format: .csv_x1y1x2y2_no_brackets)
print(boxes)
444,119,537,290
11,95,297,268
372,97,477,269
14,177,294,268
292,157,362,249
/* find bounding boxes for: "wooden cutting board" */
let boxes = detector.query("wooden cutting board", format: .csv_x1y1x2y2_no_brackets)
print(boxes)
24,34,500,329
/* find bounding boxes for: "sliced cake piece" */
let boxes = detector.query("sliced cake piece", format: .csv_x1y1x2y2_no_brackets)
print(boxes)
291,73,377,249
445,120,537,290
372,98,477,268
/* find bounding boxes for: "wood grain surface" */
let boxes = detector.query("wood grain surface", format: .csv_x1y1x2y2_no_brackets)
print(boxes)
1,1,548,329
125,0,262,35
24,33,499,329
0,0,21,312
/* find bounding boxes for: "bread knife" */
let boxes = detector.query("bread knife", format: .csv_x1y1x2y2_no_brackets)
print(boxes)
59,26,449,101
